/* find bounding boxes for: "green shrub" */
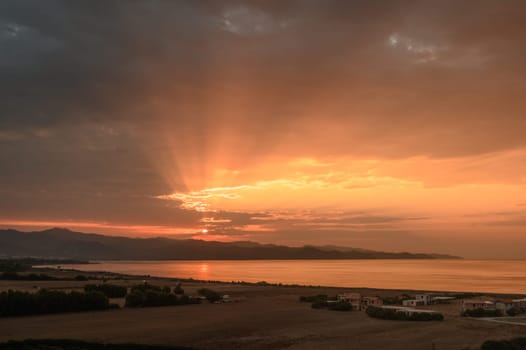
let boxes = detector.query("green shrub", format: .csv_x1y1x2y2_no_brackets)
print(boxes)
310,300,328,309
450,292,480,299
299,294,328,303
481,337,526,350
197,288,221,303
381,294,412,305
462,308,502,318
174,283,184,295
125,288,200,308
130,283,163,293
0,289,112,317
327,300,352,311
506,308,520,317
85,284,127,298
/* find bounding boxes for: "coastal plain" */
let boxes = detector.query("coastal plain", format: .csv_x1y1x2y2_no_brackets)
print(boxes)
1,270,525,350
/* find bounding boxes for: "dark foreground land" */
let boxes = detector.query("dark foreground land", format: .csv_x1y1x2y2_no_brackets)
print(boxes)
1,268,525,350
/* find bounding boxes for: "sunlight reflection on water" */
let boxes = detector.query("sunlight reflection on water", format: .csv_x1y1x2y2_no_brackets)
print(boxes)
52,259,526,294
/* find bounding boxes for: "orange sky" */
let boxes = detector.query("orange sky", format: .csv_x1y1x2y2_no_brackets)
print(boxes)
0,1,525,258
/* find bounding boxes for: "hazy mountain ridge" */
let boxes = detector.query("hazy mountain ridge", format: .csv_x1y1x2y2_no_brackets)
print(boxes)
0,228,461,260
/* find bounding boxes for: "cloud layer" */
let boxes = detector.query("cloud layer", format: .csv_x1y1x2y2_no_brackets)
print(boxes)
1,1,526,258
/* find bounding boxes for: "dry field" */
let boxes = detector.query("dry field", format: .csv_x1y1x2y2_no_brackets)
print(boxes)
1,272,525,350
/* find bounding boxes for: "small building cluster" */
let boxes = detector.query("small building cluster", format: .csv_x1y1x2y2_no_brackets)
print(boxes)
402,293,455,307
462,297,526,312
337,292,383,310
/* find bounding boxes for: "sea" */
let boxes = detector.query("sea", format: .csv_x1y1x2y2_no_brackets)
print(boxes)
48,259,526,294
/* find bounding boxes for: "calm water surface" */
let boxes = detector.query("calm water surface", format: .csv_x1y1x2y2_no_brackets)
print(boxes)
55,260,526,294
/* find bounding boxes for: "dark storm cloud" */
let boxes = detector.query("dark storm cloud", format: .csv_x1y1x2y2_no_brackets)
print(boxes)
2,0,525,136
0,1,216,129
1,0,526,234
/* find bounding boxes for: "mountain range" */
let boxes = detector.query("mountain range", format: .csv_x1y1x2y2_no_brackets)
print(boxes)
0,228,461,260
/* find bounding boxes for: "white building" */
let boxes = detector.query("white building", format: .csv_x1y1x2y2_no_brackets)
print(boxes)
338,293,383,310
415,294,433,305
337,293,362,310
495,299,515,312
403,299,425,307
361,296,383,309
512,298,526,311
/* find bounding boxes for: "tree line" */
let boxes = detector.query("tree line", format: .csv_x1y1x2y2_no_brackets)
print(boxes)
125,283,199,307
0,289,114,317
0,282,223,317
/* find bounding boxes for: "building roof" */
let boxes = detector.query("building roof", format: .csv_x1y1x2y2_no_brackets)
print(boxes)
496,299,514,304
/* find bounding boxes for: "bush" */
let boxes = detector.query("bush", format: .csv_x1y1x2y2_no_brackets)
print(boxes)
462,308,503,318
327,300,352,312
0,289,112,317
506,308,521,317
125,290,177,307
299,294,328,303
311,300,328,309
451,292,480,299
366,306,443,321
481,337,526,350
381,294,412,305
197,288,221,303
125,287,200,308
0,339,197,350
174,283,184,295
85,284,127,298
75,275,89,281
130,283,163,293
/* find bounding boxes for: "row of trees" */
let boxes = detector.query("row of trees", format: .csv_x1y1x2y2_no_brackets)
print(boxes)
85,284,128,298
130,283,185,295
125,283,200,308
1,282,218,316
197,288,222,303
299,294,329,303
299,294,352,311
381,294,412,305
0,272,98,282
366,306,444,321
0,289,114,317
461,308,503,317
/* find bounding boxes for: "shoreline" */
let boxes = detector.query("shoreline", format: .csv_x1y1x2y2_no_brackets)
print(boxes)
33,265,526,298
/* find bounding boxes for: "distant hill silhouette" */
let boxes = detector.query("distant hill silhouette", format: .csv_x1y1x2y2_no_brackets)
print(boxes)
0,228,461,260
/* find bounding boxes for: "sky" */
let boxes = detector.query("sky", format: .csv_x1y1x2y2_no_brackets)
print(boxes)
1,0,525,258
